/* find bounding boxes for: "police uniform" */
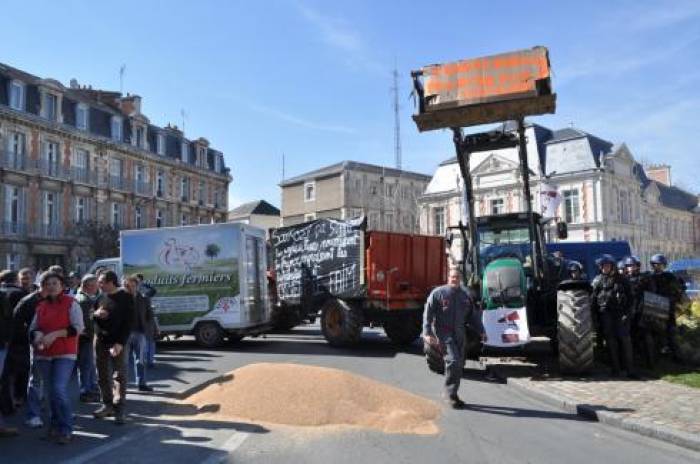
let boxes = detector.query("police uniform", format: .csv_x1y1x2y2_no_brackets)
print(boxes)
423,285,481,400
647,270,684,360
591,272,635,376
628,271,655,368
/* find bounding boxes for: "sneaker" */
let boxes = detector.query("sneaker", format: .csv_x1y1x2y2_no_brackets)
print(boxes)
93,405,115,419
137,384,153,392
25,417,44,428
56,434,72,445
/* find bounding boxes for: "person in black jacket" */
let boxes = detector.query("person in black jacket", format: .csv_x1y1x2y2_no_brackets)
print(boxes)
93,271,133,425
646,254,685,362
0,271,29,414
591,254,637,378
624,256,656,369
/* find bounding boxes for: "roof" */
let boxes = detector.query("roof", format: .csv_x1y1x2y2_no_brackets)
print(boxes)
280,160,431,187
228,200,280,218
655,182,699,211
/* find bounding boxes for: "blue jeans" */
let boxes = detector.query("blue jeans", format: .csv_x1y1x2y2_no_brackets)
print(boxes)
35,358,76,436
145,337,156,366
128,333,148,386
26,349,45,421
77,338,99,394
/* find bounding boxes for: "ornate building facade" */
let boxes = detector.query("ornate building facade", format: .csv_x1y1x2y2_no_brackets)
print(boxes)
0,62,231,272
419,123,698,268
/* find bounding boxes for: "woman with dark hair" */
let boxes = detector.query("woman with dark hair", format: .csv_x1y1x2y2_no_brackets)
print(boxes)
29,272,84,444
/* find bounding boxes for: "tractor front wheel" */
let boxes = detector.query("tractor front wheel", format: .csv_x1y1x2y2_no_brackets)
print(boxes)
557,288,594,375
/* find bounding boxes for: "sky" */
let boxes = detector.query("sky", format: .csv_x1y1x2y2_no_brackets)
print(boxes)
1,0,698,208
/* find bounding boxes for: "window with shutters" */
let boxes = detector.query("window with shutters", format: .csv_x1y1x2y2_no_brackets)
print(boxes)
9,81,25,110
76,103,89,130
8,132,26,169
111,116,122,142
42,93,58,121
44,141,60,177
4,185,25,234
75,197,86,224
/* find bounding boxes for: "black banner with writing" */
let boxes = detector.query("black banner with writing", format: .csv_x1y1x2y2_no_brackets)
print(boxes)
271,217,366,304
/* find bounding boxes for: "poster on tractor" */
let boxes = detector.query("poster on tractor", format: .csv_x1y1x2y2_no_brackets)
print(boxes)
121,224,241,330
271,217,365,305
482,307,531,348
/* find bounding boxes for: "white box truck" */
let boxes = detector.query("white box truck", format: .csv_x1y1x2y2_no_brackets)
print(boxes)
89,223,271,347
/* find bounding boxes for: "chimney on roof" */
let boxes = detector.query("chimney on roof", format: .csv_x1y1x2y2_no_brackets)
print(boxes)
69,79,79,89
646,164,672,186
120,94,141,116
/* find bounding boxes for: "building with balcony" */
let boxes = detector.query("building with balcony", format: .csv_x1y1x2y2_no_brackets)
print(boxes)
280,160,430,233
0,62,231,272
418,122,699,268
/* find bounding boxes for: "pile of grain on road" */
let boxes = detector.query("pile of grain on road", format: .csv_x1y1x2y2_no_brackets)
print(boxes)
187,363,441,435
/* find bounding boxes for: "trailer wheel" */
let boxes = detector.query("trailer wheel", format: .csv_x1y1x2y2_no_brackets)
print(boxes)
194,322,225,348
384,312,422,346
557,288,594,375
424,341,445,375
320,299,363,346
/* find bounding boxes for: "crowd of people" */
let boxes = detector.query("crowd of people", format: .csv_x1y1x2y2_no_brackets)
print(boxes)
574,253,686,377
0,266,158,444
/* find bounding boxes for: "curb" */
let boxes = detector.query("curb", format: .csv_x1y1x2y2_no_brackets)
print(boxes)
501,374,700,453
173,373,234,400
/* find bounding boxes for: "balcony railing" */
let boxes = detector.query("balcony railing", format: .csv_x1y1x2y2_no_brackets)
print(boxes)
135,180,152,196
36,159,69,180
70,166,97,185
109,175,132,192
1,221,28,236
33,223,64,239
0,150,28,171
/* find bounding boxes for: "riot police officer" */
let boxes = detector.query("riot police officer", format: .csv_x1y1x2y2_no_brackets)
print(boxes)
624,256,655,369
591,254,636,378
566,261,587,281
647,254,684,363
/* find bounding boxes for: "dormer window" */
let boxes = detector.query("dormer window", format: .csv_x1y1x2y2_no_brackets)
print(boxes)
214,153,222,172
42,93,58,121
135,126,145,149
76,103,89,130
111,116,122,142
157,133,166,155
9,81,25,110
180,141,188,163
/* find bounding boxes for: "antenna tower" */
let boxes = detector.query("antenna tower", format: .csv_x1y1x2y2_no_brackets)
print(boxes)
392,66,402,170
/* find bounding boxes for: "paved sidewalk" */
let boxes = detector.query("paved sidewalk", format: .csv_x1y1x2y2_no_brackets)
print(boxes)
488,359,700,452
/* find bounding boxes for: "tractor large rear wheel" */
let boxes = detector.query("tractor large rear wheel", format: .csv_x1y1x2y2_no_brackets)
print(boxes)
320,298,363,347
384,312,422,346
557,288,594,375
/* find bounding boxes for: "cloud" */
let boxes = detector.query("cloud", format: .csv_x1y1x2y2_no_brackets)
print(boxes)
622,0,700,31
294,2,387,75
249,102,356,134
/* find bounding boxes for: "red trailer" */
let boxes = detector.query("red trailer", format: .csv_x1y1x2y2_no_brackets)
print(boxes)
270,218,447,346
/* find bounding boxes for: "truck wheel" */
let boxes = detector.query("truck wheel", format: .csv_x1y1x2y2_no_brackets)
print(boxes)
384,313,422,346
320,299,363,346
557,288,594,375
194,322,225,348
424,341,445,375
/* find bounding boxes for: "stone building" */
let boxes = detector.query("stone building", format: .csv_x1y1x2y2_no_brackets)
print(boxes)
280,160,431,233
0,62,231,272
419,122,698,267
228,200,280,234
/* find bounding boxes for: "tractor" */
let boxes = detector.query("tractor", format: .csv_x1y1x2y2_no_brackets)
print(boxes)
412,47,593,374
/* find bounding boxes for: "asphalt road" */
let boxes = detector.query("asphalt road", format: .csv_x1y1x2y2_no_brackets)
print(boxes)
2,325,698,464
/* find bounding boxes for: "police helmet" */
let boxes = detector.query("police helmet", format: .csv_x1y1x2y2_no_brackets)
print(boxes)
567,261,583,273
595,254,616,267
624,256,641,267
617,260,625,270
650,254,668,266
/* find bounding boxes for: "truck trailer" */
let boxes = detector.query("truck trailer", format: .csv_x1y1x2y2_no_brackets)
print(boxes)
270,217,446,346
89,223,272,347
